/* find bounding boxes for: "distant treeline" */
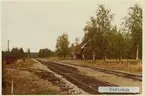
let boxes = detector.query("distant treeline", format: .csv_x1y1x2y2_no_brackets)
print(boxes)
38,48,55,57
2,48,26,58
2,47,30,64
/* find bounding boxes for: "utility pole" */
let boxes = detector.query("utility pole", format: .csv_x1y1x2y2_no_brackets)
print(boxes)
8,40,10,52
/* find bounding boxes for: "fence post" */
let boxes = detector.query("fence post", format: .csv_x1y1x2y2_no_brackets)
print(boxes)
11,81,13,94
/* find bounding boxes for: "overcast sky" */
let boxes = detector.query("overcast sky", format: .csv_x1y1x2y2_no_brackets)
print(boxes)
2,0,140,52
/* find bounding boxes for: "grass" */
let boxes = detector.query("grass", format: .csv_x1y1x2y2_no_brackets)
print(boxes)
43,56,71,61
65,60,142,74
4,58,37,69
3,67,60,95
46,57,142,74
3,58,60,95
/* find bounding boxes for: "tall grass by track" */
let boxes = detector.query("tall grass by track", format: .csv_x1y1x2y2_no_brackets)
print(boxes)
45,57,142,74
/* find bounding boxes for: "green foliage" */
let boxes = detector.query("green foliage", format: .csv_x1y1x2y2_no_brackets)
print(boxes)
56,33,70,57
82,4,142,60
19,48,25,58
27,48,31,58
83,4,114,60
123,4,142,58
3,47,25,58
38,48,55,57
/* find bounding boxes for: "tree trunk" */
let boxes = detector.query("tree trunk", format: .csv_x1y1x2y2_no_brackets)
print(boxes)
92,50,96,62
103,50,106,62
119,56,122,64
82,54,86,61
104,54,106,62
136,44,139,61
119,50,122,62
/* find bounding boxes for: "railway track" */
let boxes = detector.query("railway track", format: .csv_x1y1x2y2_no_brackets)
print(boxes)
58,61,142,81
36,59,138,95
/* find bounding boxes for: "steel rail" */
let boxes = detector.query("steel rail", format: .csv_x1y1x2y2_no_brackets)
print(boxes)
36,59,138,95
58,61,142,81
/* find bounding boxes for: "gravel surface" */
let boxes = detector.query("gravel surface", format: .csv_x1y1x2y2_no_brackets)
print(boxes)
47,60,142,94
32,58,89,94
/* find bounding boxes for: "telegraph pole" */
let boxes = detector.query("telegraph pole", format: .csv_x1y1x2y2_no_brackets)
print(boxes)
8,40,10,52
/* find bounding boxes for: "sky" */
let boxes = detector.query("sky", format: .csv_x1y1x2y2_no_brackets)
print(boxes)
2,0,139,52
